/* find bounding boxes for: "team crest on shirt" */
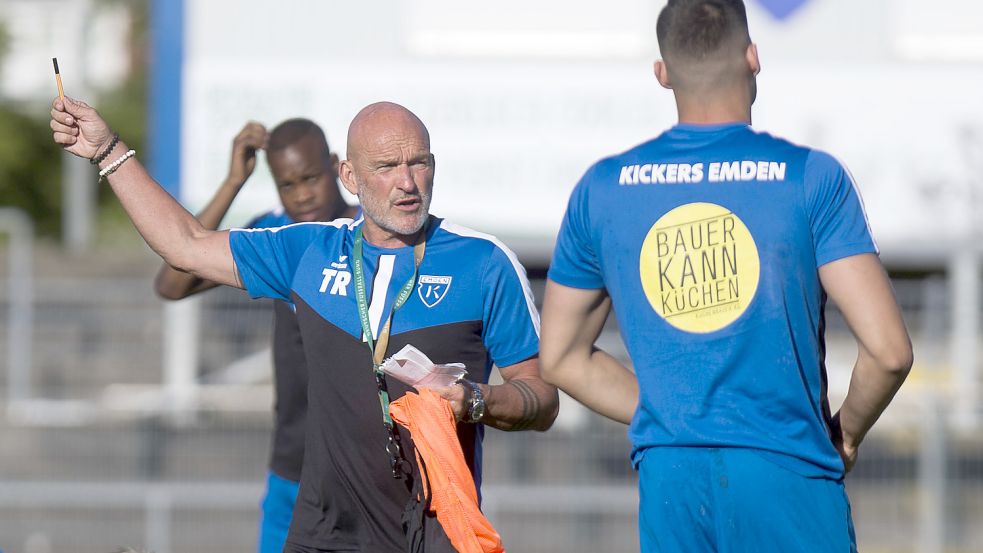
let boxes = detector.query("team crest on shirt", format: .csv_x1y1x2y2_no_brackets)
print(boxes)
418,275,453,308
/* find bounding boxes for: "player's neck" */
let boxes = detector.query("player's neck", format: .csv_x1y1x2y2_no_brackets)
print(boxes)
674,89,752,126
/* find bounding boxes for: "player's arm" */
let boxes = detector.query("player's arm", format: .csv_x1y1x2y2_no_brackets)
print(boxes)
433,357,559,431
154,123,267,299
472,356,559,431
821,253,913,472
51,97,241,289
539,281,638,425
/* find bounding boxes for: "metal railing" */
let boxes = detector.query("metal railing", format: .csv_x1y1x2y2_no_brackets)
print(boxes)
0,399,980,553
1,263,981,552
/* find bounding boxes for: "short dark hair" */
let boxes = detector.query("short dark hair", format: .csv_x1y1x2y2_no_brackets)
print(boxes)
267,118,330,156
656,0,750,63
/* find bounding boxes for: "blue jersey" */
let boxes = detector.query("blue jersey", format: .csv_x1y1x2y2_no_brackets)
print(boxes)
549,123,877,478
243,208,311,484
246,207,294,230
230,216,539,551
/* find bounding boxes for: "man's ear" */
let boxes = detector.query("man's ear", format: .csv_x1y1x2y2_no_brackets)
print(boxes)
338,160,359,196
654,60,672,90
746,43,761,76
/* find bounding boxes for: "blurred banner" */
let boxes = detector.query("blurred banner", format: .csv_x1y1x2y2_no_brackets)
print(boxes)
162,0,983,265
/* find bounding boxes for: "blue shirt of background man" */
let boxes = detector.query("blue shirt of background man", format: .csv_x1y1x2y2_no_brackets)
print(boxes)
243,207,315,484
246,208,294,231
548,123,877,478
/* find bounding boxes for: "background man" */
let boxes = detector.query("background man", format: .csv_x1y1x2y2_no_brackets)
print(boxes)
540,1,912,551
50,97,558,553
154,118,357,553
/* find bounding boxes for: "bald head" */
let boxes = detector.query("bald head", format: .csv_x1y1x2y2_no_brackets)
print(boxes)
346,102,430,162
339,102,436,247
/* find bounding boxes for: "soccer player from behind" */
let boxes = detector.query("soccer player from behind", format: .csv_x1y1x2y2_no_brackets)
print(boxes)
154,119,357,553
540,1,912,551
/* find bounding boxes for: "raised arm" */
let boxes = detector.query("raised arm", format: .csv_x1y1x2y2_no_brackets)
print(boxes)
50,97,241,289
821,253,913,472
154,123,268,299
539,281,638,424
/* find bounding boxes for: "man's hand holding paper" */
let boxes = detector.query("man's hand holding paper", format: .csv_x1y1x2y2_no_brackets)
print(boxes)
380,344,471,420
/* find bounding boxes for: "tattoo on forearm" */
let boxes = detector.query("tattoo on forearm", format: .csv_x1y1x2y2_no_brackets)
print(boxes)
509,380,539,431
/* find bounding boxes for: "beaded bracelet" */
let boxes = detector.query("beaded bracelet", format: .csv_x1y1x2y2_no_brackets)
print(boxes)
90,133,120,165
98,149,136,182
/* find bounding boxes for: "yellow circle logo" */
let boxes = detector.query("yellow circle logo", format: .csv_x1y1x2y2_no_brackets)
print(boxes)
639,202,760,333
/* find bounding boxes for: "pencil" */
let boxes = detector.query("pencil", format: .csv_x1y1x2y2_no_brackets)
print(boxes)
52,57,65,101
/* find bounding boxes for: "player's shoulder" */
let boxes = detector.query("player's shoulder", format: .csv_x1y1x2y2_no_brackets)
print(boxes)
750,129,842,170
233,217,357,239
432,218,526,271
746,129,856,189
803,148,849,177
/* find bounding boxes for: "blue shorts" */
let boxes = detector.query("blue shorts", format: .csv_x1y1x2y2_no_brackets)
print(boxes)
637,447,856,553
258,471,301,553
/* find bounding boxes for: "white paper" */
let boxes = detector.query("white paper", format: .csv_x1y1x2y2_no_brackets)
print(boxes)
380,344,467,389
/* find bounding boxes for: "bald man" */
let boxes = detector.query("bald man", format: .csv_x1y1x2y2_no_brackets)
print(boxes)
51,98,558,553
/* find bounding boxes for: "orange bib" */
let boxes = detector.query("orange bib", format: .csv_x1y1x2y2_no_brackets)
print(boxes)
390,389,505,553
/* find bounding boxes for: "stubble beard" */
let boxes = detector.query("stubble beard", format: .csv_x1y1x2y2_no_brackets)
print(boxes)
358,189,433,238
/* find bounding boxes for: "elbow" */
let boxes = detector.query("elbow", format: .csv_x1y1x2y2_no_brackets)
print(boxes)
541,369,560,389
888,344,914,378
153,256,198,301
154,281,187,301
540,346,586,391
164,249,198,279
538,350,563,388
535,388,561,431
158,226,207,277
155,285,182,301
153,270,179,300
870,338,914,379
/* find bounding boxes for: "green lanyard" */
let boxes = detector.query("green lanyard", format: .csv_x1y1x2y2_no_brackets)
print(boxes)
352,220,427,477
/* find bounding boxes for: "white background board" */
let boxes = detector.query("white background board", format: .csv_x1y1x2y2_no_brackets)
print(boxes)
179,0,983,265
